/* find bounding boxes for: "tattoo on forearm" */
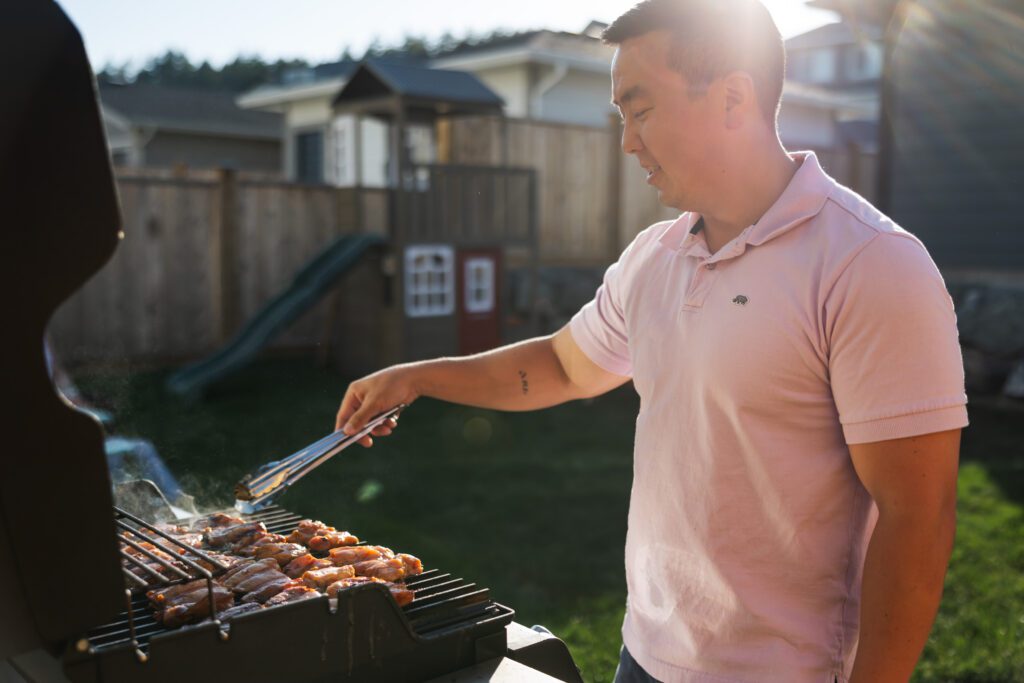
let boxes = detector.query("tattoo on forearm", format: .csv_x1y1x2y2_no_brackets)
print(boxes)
518,370,529,395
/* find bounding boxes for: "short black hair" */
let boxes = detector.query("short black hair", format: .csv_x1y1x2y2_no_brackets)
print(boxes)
603,0,785,123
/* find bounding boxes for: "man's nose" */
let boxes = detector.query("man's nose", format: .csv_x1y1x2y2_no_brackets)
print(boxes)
621,118,643,156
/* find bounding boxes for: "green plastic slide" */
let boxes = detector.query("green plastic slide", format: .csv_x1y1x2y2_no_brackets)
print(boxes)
166,233,384,398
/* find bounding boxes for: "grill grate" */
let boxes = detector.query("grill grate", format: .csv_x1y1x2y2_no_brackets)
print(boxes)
82,506,507,656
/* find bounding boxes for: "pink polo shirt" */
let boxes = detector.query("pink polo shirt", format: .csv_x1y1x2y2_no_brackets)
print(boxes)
569,152,968,683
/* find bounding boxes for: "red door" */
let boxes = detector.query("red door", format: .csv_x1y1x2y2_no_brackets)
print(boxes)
456,248,501,355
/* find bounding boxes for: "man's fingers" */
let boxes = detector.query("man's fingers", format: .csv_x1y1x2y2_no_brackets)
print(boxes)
335,386,363,431
358,435,373,448
343,402,381,435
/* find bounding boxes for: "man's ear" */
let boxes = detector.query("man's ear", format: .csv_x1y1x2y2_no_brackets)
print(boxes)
721,71,755,130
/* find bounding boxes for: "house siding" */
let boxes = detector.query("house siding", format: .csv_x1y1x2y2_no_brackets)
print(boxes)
540,70,615,127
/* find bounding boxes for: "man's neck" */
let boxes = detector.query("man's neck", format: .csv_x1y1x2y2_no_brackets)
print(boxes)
699,144,799,254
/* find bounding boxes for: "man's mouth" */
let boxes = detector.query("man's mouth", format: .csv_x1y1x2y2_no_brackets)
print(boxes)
645,165,661,181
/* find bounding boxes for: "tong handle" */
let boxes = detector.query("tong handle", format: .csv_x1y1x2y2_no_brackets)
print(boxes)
234,405,404,506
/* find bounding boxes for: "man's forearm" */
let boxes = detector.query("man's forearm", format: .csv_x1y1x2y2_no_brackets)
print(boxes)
849,509,955,683
409,336,584,411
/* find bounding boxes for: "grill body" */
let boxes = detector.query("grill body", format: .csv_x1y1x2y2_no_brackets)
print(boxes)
63,507,515,683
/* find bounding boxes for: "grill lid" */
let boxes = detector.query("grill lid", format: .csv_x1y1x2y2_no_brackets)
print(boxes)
0,0,125,659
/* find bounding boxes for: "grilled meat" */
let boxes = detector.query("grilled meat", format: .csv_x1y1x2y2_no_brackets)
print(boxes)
328,545,389,566
263,585,320,606
283,553,333,579
157,584,233,627
300,565,356,590
285,519,334,545
395,553,423,576
240,576,294,604
147,579,207,606
253,542,308,566
307,530,359,552
222,558,279,591
352,558,406,582
205,521,267,547
190,513,245,533
234,533,285,556
325,576,414,607
138,512,425,630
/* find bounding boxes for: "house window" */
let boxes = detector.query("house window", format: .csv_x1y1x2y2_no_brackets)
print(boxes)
464,257,495,314
295,130,324,183
405,245,455,317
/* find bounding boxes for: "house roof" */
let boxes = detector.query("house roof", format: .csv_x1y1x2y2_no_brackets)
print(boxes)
785,20,882,50
332,59,503,111
98,84,282,139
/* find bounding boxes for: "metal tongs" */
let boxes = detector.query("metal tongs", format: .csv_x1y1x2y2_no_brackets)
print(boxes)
234,404,404,513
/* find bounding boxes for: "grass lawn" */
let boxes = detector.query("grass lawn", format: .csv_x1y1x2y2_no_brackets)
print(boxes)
78,357,1024,682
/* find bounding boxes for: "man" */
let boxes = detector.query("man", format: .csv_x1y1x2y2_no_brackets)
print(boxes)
335,1,968,681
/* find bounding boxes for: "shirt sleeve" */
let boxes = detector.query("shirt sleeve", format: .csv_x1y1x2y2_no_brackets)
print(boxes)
568,240,637,377
826,232,969,445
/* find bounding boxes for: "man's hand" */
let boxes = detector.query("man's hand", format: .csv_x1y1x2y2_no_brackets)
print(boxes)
335,365,419,447
848,428,961,683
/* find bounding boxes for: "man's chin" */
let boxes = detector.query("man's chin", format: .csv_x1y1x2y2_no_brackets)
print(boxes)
655,189,687,212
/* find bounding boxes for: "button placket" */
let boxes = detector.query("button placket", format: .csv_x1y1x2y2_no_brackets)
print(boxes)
684,261,720,309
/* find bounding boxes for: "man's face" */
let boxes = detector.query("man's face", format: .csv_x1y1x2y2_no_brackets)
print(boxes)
611,31,721,211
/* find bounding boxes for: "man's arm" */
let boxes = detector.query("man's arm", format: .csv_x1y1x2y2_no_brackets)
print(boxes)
334,326,630,444
847,428,961,683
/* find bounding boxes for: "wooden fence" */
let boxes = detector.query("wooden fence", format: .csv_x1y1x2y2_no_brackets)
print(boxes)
49,171,365,362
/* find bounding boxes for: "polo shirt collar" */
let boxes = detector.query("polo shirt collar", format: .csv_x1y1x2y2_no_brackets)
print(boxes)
657,151,836,253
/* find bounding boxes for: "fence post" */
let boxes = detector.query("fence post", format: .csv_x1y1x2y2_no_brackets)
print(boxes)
214,167,240,343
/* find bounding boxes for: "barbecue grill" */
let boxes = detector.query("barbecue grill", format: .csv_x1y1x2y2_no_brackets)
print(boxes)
0,4,582,681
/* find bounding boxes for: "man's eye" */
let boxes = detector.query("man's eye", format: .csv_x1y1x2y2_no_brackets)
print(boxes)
634,108,652,121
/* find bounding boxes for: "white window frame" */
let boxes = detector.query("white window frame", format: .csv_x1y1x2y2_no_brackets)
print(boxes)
404,245,455,317
464,257,496,314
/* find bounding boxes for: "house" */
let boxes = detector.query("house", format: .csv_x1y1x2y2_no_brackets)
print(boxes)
237,24,616,182
99,83,283,173
428,23,615,127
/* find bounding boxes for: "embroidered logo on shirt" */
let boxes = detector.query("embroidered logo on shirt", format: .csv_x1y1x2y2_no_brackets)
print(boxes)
732,295,749,306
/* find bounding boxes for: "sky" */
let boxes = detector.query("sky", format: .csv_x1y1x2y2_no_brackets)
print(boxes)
58,0,838,72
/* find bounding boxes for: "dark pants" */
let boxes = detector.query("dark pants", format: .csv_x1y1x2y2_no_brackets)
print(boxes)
613,645,661,683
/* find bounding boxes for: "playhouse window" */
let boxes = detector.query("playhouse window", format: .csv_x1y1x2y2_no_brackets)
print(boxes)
464,257,495,314
405,245,455,317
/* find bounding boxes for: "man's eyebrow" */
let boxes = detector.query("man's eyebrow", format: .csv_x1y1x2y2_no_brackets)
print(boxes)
612,85,649,108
